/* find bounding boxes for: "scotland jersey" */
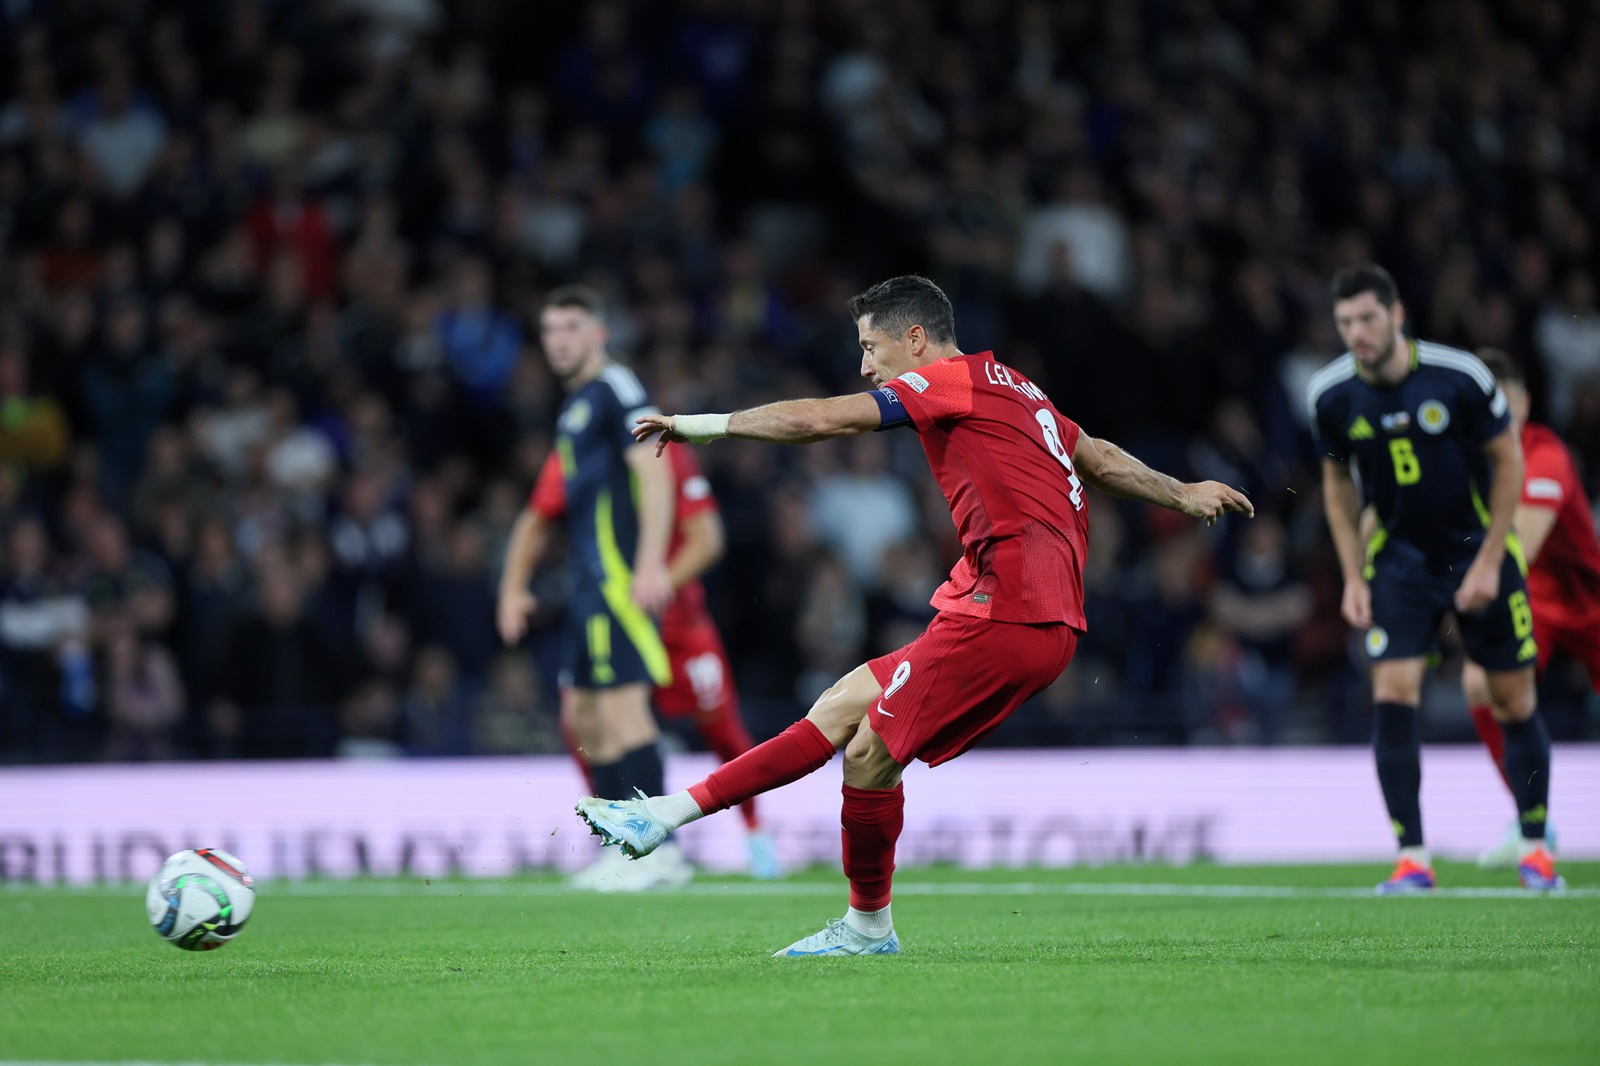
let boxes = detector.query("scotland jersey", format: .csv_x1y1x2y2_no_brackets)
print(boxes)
1307,339,1512,570
553,363,671,687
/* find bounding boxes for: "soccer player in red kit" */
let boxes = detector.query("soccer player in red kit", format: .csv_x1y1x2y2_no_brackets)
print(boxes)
508,441,781,879
1464,352,1600,868
576,276,1253,955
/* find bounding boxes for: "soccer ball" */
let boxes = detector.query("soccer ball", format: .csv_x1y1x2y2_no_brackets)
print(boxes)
145,849,256,951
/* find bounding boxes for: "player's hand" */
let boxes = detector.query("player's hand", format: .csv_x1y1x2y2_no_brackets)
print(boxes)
631,558,673,614
497,589,538,645
1177,481,1254,526
1453,558,1501,615
632,414,685,457
1341,578,1373,630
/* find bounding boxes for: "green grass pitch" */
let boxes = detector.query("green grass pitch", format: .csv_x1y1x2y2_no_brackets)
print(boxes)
2,863,1597,1066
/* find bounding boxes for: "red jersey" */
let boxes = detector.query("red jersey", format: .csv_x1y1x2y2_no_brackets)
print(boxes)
529,441,719,628
1520,422,1600,627
876,351,1089,628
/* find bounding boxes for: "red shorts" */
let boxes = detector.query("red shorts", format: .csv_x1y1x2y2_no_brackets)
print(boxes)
1534,613,1600,693
866,612,1078,766
655,615,738,721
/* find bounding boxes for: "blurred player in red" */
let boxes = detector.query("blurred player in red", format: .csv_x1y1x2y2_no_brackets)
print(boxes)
577,275,1252,956
1464,351,1600,868
499,441,781,881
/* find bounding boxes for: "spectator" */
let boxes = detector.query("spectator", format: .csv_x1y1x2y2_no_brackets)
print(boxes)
0,518,89,759
1210,515,1312,744
209,557,344,758
0,342,70,478
102,620,186,761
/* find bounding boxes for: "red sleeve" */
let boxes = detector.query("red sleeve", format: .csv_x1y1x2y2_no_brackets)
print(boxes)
529,450,566,519
668,443,718,520
1521,434,1571,511
878,358,975,430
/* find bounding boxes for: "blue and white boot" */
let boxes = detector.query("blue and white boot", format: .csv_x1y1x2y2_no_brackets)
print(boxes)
773,917,900,957
575,792,671,858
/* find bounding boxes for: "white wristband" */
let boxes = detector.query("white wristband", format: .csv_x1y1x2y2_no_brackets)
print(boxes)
672,413,731,444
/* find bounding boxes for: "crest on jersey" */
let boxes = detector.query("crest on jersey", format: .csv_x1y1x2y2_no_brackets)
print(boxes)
561,400,592,433
1417,400,1450,434
899,371,930,393
1365,627,1389,658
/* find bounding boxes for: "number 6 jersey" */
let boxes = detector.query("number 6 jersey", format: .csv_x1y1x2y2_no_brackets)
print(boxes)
1307,339,1512,568
872,351,1089,629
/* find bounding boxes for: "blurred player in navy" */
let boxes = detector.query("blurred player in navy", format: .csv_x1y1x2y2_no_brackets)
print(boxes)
1463,351,1599,869
1309,264,1562,893
502,439,781,880
498,285,689,891
577,276,1252,955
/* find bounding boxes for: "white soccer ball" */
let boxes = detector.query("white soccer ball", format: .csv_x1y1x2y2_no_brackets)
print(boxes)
145,849,256,951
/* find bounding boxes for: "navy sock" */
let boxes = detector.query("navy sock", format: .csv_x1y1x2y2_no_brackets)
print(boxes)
614,741,665,799
1372,701,1423,849
589,760,625,801
1500,713,1551,839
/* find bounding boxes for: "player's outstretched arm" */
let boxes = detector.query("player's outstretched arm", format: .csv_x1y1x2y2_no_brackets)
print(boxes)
1071,433,1253,525
633,394,883,454
497,509,550,645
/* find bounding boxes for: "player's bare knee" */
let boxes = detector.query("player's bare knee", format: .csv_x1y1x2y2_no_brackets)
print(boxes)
842,721,900,790
1485,671,1537,723
804,664,877,748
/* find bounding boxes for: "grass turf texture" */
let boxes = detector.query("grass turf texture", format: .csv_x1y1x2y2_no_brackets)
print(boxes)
2,863,1597,1066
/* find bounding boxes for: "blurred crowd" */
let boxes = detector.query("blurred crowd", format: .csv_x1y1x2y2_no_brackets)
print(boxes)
1,0,1598,763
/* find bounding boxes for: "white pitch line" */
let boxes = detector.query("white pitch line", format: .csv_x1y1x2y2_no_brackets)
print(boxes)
8,881,1597,900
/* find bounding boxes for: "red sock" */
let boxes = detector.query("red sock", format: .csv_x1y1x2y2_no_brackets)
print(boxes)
1469,704,1512,793
559,718,596,794
687,719,837,815
842,782,904,912
697,712,760,829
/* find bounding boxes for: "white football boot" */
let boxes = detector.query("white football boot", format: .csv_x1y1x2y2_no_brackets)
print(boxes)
773,917,900,957
575,793,670,858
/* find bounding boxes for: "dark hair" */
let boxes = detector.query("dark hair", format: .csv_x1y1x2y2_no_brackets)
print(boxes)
1475,347,1522,387
541,284,605,319
1330,263,1400,308
847,275,957,345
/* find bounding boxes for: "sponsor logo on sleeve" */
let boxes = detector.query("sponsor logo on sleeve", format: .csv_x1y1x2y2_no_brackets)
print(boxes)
1526,478,1564,502
900,371,931,393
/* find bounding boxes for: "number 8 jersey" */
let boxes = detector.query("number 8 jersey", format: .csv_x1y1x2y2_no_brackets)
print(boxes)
1307,339,1512,567
873,351,1089,629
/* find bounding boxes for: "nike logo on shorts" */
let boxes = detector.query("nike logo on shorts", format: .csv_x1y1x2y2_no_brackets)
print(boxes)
875,701,894,717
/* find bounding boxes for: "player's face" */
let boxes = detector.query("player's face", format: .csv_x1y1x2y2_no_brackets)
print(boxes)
540,306,605,381
856,317,920,386
1333,292,1404,371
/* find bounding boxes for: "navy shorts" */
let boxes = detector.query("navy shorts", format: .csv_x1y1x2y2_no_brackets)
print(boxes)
1366,548,1537,672
560,585,673,691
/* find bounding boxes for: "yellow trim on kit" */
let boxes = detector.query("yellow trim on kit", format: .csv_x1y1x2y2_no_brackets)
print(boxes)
595,489,673,687
1467,481,1529,575
557,435,577,478
1506,532,1528,577
1363,526,1388,581
1468,480,1491,528
587,614,616,685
